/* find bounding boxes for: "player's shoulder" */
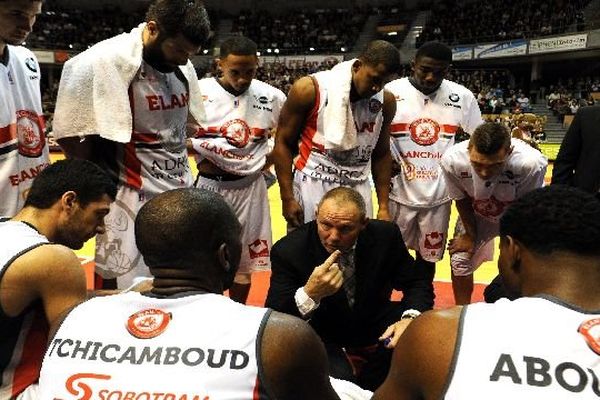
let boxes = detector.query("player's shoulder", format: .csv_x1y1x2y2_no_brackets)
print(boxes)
384,76,410,92
251,79,287,99
442,79,475,98
8,45,36,60
509,139,548,170
198,76,218,89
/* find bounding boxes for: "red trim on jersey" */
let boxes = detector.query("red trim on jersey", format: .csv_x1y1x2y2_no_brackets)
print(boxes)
295,77,321,171
390,122,458,134
197,126,267,138
10,311,48,398
124,88,143,189
0,123,17,145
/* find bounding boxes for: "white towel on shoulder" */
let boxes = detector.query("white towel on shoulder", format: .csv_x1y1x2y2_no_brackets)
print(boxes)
53,23,205,143
322,59,358,151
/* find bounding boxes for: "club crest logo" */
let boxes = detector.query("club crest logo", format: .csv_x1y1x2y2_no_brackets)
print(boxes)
221,119,250,148
369,99,383,114
127,308,172,339
16,110,45,157
409,118,440,146
579,318,600,355
424,232,444,249
473,196,508,219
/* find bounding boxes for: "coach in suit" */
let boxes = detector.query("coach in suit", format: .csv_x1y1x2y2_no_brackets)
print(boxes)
552,105,600,193
265,187,434,390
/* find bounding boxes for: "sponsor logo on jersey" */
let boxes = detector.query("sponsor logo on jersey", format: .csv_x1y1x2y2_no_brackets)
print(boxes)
221,119,250,148
16,110,45,157
409,118,440,146
64,373,209,400
449,93,460,102
473,195,508,219
369,99,383,114
25,57,37,73
578,318,600,355
249,239,269,259
127,309,172,339
400,150,443,159
424,232,444,249
9,163,49,186
254,95,273,105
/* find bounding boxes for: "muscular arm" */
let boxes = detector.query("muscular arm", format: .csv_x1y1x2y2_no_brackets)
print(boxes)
0,245,87,332
371,90,395,221
261,311,340,400
551,108,582,186
272,77,316,227
372,307,462,400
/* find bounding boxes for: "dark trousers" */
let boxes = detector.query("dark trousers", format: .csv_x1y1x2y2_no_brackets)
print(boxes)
325,342,393,391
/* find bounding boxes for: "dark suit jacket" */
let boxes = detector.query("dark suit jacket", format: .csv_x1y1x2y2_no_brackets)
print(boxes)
265,220,434,347
552,106,600,192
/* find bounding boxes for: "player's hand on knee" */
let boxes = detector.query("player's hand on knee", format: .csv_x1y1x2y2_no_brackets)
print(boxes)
304,250,343,302
448,233,474,255
282,198,304,228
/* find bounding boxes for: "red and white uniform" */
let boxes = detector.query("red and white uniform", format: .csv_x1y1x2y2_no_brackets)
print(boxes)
385,78,482,261
0,46,50,217
444,296,600,399
441,139,547,274
0,220,50,399
190,78,285,273
95,61,193,288
39,292,272,400
293,72,385,221
386,78,482,207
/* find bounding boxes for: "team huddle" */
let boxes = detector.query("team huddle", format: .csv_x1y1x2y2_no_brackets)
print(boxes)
2,0,600,399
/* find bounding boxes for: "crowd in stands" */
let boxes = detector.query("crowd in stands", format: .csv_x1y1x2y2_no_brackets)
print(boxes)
544,76,599,121
419,0,590,45
24,2,219,51
231,8,368,54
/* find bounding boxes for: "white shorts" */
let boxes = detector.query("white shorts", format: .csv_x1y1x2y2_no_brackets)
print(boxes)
450,217,497,276
195,173,272,274
389,200,451,262
95,185,151,289
293,171,373,223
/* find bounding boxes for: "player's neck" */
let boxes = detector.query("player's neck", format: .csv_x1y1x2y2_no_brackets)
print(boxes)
0,45,8,66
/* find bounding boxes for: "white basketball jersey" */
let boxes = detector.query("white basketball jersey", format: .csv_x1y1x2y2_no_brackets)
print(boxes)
294,71,385,184
0,220,49,399
385,78,482,207
39,292,271,400
190,78,286,175
440,138,547,222
0,46,50,217
445,296,600,399
117,61,193,196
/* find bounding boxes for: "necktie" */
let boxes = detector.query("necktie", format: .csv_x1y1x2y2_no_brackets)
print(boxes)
339,250,356,308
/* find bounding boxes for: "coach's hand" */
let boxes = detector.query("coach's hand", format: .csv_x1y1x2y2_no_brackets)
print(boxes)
282,198,305,228
304,250,343,302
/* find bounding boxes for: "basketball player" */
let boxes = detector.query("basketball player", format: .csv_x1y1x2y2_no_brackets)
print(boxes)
272,40,399,228
0,159,116,399
188,36,286,303
38,188,341,400
440,122,547,304
384,41,483,287
373,185,600,399
53,0,210,289
0,0,50,217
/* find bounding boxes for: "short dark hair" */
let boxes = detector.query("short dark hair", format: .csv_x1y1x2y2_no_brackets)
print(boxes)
24,159,117,209
469,122,511,155
415,41,452,64
359,40,400,75
220,36,257,57
500,186,600,256
135,188,241,268
318,187,366,219
145,0,210,46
